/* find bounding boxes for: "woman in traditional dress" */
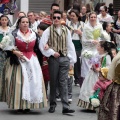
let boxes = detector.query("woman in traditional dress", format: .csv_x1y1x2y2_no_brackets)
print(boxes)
11,11,26,31
81,12,103,79
67,9,84,86
4,16,47,112
0,15,11,101
98,51,120,120
97,6,114,24
78,39,112,109
101,22,113,42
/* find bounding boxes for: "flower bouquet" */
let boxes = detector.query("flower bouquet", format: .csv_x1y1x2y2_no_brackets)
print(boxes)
92,29,100,40
81,50,92,59
0,34,16,50
89,55,101,68
0,35,11,48
90,98,100,107
89,88,100,108
85,28,100,40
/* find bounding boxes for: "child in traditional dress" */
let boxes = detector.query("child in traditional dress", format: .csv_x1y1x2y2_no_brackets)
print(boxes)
37,23,50,97
93,68,112,101
78,41,112,110
91,68,112,114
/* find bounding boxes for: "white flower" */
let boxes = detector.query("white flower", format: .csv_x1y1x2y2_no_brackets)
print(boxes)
91,98,100,107
82,50,92,59
0,35,11,49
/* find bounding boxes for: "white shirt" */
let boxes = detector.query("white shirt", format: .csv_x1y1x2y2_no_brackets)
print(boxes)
31,21,38,32
99,53,111,68
97,14,114,24
101,30,111,42
67,21,84,40
39,26,77,65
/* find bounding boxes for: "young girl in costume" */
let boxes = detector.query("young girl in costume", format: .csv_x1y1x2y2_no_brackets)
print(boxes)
90,68,112,112
93,68,112,101
0,15,11,101
78,41,112,110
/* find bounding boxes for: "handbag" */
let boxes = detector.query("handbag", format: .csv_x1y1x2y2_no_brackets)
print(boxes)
89,88,100,108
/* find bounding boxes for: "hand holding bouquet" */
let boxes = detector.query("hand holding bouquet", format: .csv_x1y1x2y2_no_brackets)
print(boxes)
89,56,101,72
89,88,100,108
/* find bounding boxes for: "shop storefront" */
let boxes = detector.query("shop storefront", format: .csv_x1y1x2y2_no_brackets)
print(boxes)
13,0,54,23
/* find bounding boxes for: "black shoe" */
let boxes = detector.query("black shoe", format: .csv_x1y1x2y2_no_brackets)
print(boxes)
75,83,79,86
24,109,30,113
48,106,56,113
17,109,23,113
62,109,75,114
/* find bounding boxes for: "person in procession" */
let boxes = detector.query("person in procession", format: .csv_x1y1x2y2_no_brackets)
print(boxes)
2,16,47,112
39,10,76,114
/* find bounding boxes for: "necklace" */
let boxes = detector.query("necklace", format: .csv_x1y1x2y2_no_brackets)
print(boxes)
20,29,30,49
20,29,29,35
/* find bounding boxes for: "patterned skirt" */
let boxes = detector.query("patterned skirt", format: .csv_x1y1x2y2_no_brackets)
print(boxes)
77,99,94,110
98,83,120,120
3,59,47,109
0,51,6,101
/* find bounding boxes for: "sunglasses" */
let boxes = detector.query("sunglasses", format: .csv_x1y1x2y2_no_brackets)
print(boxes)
53,16,61,20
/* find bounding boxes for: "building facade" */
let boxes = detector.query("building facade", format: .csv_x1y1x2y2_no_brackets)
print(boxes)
11,0,114,24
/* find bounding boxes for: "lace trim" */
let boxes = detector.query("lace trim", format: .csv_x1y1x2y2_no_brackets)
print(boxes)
20,55,43,103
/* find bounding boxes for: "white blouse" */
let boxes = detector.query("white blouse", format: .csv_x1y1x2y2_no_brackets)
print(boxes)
97,14,114,24
39,26,77,65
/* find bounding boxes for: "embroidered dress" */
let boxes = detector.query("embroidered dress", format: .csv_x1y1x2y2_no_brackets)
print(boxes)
98,52,120,120
81,22,103,78
4,29,47,109
0,27,11,101
78,53,111,110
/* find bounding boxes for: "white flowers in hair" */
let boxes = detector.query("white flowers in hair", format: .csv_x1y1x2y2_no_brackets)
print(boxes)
91,98,100,107
82,50,92,59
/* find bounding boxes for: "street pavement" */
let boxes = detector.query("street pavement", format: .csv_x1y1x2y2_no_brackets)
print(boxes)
0,85,97,120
